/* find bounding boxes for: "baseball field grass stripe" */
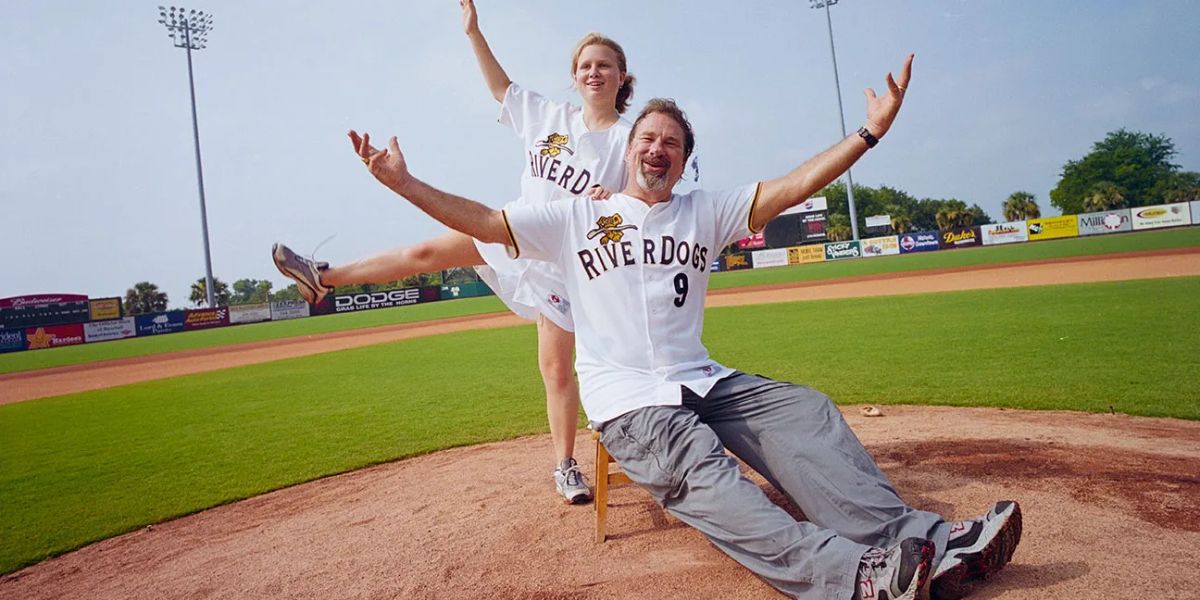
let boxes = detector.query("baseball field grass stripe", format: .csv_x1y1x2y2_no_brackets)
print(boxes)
1,276,1196,575
0,227,1196,376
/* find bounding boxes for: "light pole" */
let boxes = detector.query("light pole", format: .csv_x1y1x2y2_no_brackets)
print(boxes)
157,6,217,307
809,0,860,242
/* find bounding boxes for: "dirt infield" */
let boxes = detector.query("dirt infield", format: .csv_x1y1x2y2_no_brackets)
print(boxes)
3,407,1197,599
2,249,1199,598
3,248,1198,406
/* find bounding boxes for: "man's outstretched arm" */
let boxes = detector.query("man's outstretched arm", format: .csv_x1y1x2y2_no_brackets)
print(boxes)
348,131,512,246
750,54,914,232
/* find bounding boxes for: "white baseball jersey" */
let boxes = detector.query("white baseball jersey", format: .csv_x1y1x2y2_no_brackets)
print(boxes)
499,184,762,423
474,83,633,331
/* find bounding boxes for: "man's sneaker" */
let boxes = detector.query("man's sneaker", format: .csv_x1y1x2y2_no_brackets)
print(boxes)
932,500,1022,600
272,243,332,305
553,458,592,504
853,537,935,600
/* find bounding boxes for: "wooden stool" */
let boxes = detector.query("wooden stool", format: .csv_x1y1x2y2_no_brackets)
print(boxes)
592,430,632,543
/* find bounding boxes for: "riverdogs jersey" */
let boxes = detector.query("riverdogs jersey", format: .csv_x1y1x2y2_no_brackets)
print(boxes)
500,184,762,423
473,84,633,332
500,83,631,205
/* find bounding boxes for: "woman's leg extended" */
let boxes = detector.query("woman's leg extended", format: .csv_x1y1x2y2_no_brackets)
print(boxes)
322,231,482,287
538,316,589,502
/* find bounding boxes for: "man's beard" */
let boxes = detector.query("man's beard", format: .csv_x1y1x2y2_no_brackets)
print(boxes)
636,159,671,192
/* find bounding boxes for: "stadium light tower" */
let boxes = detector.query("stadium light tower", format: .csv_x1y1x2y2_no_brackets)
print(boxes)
809,0,860,242
157,6,217,307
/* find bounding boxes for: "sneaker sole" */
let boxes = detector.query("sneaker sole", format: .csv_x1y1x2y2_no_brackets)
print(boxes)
931,502,1022,600
272,244,324,305
560,490,593,505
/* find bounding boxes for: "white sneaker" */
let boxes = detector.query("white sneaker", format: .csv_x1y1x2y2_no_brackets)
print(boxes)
932,500,1022,600
553,458,592,504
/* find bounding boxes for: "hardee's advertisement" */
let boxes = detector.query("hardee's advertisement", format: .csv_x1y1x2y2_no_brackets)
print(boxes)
24,324,85,350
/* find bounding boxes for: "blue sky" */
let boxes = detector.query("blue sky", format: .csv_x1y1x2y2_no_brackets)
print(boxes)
2,1,1197,307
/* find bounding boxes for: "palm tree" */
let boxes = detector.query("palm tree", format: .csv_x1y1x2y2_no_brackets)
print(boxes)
826,225,852,242
889,214,913,233
1082,182,1126,212
189,277,231,307
936,209,977,230
123,282,169,315
1002,191,1041,221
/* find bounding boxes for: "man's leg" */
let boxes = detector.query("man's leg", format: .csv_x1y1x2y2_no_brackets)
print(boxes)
600,405,868,599
538,316,590,503
692,373,953,562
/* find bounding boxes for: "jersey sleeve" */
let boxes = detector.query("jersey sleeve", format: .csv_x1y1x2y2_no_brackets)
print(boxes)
498,83,553,139
707,182,764,249
500,200,573,262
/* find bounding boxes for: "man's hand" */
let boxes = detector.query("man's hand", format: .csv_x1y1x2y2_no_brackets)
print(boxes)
587,185,613,201
460,0,479,36
863,53,914,139
348,130,412,195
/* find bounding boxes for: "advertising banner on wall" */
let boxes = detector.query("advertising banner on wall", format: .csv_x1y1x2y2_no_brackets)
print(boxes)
980,221,1029,246
1,296,91,330
860,236,900,257
898,232,940,254
1131,202,1192,230
229,303,271,325
88,298,122,321
439,281,494,300
0,329,25,353
230,303,271,324
84,317,137,343
751,248,789,269
735,232,766,250
824,241,862,260
270,300,310,321
25,323,85,350
135,311,186,336
1192,201,1200,225
938,226,982,250
184,308,230,331
334,287,431,313
787,245,826,265
1027,215,1078,241
1077,209,1132,236
0,294,88,310
722,253,752,271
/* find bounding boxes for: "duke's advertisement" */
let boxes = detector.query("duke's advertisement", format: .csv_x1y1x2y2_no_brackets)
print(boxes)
938,227,981,250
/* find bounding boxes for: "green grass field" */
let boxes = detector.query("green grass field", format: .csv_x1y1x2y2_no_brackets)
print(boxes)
2,276,1197,574
1,227,1196,375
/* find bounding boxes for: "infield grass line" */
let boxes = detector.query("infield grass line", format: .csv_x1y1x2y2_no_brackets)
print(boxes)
1,276,1197,574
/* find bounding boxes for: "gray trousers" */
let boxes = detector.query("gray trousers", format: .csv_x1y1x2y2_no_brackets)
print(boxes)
597,372,952,600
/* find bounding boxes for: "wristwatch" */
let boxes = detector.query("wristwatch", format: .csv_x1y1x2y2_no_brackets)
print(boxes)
857,126,879,148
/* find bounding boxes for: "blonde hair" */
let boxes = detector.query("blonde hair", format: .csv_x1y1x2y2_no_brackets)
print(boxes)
570,33,636,114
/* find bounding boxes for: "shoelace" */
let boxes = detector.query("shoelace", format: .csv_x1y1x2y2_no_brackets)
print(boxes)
562,465,585,486
309,234,336,265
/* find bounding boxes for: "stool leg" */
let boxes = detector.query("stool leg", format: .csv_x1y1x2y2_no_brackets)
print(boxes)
595,438,609,543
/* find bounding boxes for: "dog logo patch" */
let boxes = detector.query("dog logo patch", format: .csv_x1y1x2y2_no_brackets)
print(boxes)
586,214,638,245
536,133,574,158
